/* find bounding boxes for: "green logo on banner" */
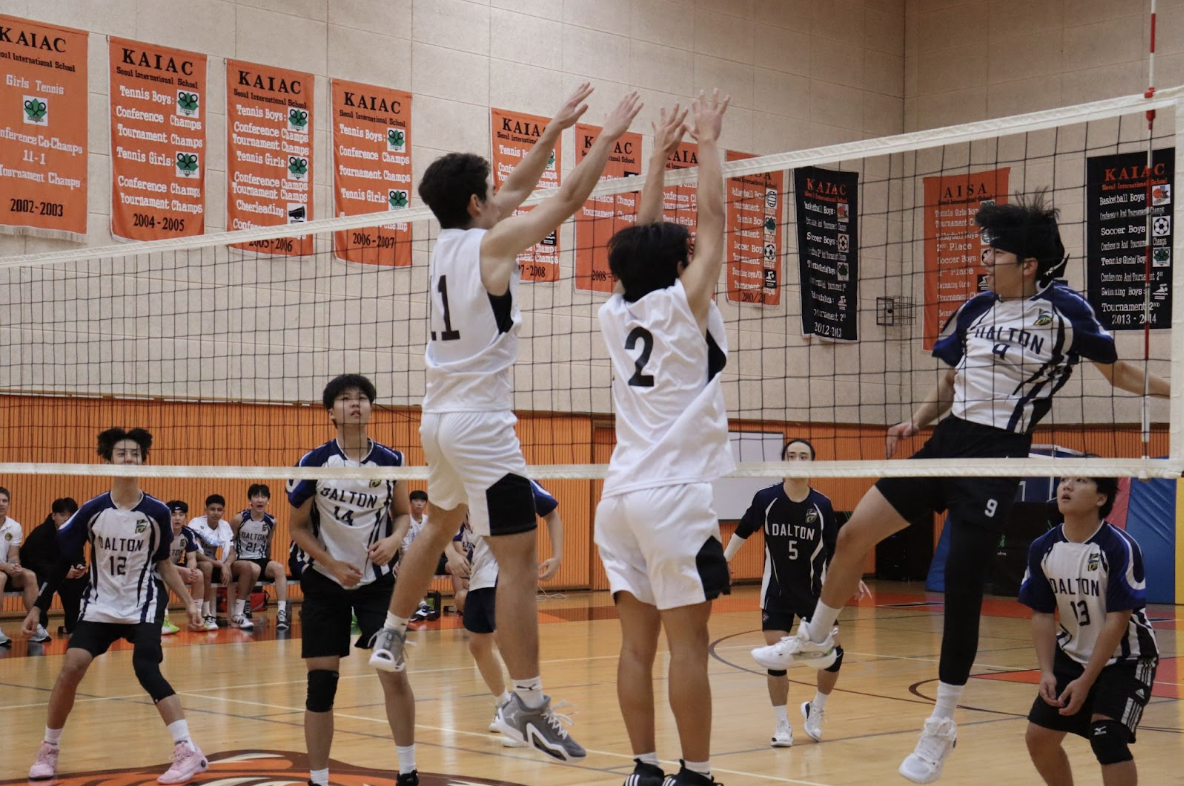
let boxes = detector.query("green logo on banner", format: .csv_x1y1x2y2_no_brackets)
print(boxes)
288,156,308,178
177,92,200,115
387,128,405,151
24,98,47,123
176,153,199,175
388,190,408,209
547,150,555,168
288,108,309,130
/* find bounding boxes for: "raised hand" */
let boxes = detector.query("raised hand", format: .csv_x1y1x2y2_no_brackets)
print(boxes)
602,91,643,140
652,104,689,158
687,89,730,144
550,82,594,131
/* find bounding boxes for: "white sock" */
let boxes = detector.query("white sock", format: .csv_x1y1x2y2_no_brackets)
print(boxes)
396,744,416,775
513,677,545,709
773,704,789,724
684,759,711,777
497,690,511,706
805,602,841,643
637,751,659,767
933,681,963,720
812,691,829,711
202,601,211,616
44,727,63,745
309,768,329,786
166,719,192,750
278,600,288,612
234,599,246,616
385,611,408,633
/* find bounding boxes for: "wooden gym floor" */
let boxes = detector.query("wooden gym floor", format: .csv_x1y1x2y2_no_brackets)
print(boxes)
0,582,1180,786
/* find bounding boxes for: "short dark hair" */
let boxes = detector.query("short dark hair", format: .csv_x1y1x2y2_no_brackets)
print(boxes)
1090,476,1120,519
0,486,8,499
247,483,271,499
166,500,189,514
975,190,1067,284
205,494,226,508
418,153,490,229
608,222,691,302
52,497,79,515
97,427,153,461
409,490,428,502
322,374,377,410
782,438,816,460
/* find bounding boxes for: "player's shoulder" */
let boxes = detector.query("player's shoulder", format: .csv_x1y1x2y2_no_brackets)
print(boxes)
180,525,198,539
297,440,340,468
807,488,834,508
139,494,172,523
1096,521,1141,557
77,492,115,519
957,291,998,321
749,483,783,506
366,441,404,467
1028,524,1065,556
1036,282,1100,320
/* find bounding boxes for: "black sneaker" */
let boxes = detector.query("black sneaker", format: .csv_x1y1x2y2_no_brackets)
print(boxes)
625,758,665,786
395,771,419,786
662,762,723,786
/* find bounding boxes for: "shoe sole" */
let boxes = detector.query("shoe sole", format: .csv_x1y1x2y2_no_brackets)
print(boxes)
157,758,209,784
770,739,793,748
29,772,56,780
369,652,405,672
494,718,573,758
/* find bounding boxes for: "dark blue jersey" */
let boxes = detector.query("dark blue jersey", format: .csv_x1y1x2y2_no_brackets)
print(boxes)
736,484,836,612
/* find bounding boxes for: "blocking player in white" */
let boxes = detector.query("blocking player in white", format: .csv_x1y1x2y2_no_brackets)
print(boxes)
369,84,641,763
0,485,52,644
288,374,418,786
595,92,731,786
25,428,208,784
230,484,290,630
188,494,235,630
161,500,205,636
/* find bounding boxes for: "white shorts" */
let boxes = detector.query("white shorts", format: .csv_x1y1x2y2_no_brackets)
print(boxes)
420,410,537,537
594,482,730,611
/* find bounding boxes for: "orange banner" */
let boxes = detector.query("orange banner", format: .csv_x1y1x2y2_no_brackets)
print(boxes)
922,169,1009,348
109,38,206,241
725,150,782,305
490,107,560,282
226,59,314,255
331,79,411,266
664,141,699,236
573,123,641,293
0,14,88,237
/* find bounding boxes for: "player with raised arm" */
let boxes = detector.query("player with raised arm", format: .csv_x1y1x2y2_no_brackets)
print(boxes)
751,193,1170,783
369,85,641,763
25,428,208,784
595,92,731,786
724,438,868,747
287,375,417,786
1020,475,1157,786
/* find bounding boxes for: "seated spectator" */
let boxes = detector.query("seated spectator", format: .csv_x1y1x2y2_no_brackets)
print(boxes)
162,501,205,635
0,486,51,645
229,484,290,631
189,494,235,631
20,497,85,638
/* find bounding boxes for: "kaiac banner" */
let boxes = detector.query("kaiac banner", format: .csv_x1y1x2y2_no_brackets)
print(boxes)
109,37,206,241
794,166,858,341
331,78,412,266
0,14,88,238
922,168,1010,348
573,122,640,293
726,150,783,306
226,59,313,255
490,107,561,282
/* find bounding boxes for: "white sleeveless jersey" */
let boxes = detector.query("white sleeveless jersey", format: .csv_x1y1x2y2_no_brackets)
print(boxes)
423,228,522,413
599,279,735,496
235,510,276,560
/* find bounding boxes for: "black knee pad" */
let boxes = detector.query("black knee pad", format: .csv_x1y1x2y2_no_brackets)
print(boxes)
767,669,788,678
1090,719,1132,765
132,647,175,703
306,669,340,713
824,645,844,673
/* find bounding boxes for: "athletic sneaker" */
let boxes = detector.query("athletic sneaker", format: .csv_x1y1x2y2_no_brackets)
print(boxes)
395,771,419,786
369,626,408,671
661,761,723,785
0,629,12,647
490,698,527,746
771,717,792,747
276,609,290,631
410,601,431,622
801,700,825,742
203,615,219,632
162,618,180,636
230,614,254,630
497,693,586,761
31,624,52,643
624,758,665,786
898,717,957,784
751,623,836,670
28,742,59,779
157,742,208,784
350,612,361,634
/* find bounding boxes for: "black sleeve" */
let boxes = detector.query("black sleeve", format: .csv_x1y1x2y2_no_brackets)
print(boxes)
35,507,90,612
735,491,767,539
34,553,78,612
19,520,58,576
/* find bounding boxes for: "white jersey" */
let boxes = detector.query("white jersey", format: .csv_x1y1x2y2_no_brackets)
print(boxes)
58,492,173,625
188,515,233,559
0,517,23,564
456,521,498,591
235,510,276,560
402,513,427,556
287,438,402,587
423,228,522,413
599,279,735,496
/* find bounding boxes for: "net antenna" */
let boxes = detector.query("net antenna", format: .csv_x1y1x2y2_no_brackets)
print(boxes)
1142,0,1158,463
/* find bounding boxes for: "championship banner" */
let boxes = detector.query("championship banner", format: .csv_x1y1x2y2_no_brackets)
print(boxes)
226,59,313,255
573,122,640,293
331,78,411,266
726,150,783,306
921,168,1010,348
794,167,858,341
0,14,88,237
1086,148,1173,331
663,141,699,237
109,38,206,241
491,107,560,282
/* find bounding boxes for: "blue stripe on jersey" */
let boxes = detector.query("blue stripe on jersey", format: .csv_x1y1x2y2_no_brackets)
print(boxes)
529,479,559,518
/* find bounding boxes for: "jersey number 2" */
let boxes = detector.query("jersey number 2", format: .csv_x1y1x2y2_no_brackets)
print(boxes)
433,275,461,341
625,327,655,387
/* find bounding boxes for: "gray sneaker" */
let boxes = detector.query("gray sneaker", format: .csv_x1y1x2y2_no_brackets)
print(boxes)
496,693,585,762
368,626,407,672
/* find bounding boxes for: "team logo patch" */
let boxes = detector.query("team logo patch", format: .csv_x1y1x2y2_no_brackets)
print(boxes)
3,532,11,540
135,519,149,534
0,750,529,786
1087,553,1100,572
805,509,819,524
1034,310,1053,327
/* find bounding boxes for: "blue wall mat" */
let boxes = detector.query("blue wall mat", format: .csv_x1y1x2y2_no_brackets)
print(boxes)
1125,477,1176,605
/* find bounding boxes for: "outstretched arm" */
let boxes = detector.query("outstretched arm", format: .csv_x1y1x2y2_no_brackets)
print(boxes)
637,104,689,226
677,90,731,325
1091,360,1170,398
886,367,956,458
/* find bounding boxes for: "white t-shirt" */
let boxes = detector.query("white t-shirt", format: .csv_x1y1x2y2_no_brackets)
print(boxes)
0,517,23,564
188,515,233,560
402,513,428,556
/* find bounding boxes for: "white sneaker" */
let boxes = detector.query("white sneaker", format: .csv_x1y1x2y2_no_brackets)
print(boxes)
203,615,219,631
31,624,52,643
801,700,825,742
771,718,793,748
490,699,528,746
230,614,254,630
751,622,837,670
0,629,12,647
899,717,957,783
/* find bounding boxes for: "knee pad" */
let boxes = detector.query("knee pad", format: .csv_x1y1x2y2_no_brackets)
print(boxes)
1090,719,1132,765
767,669,788,678
306,669,340,713
132,648,174,703
824,645,844,673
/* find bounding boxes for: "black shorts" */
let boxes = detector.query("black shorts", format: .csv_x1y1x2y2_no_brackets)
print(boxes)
463,586,496,634
237,557,272,575
761,606,818,633
299,568,394,659
69,620,164,659
1028,648,1157,742
875,416,1031,530
209,563,229,583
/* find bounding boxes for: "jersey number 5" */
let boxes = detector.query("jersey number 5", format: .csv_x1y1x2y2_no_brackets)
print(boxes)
625,327,655,387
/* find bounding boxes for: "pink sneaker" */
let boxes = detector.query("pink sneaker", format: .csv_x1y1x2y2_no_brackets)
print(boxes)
157,743,208,784
29,742,59,780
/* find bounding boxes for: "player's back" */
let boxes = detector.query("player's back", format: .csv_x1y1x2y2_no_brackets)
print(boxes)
423,228,522,413
599,279,734,496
